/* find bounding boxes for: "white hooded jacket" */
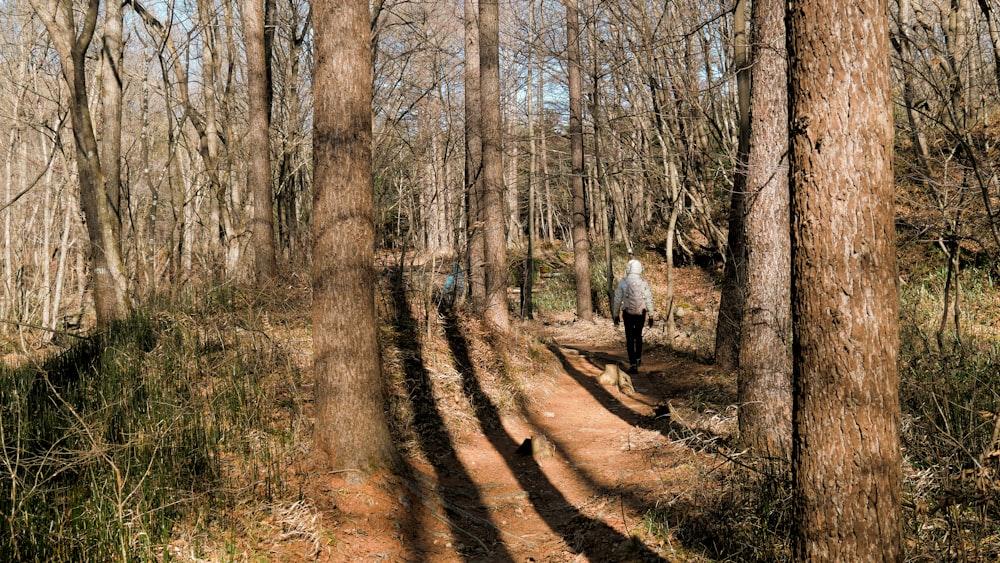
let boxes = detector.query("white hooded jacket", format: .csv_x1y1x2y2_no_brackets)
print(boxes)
612,259,655,318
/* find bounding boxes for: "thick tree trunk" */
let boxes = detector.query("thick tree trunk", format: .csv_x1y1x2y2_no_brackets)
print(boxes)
312,0,397,477
245,0,278,282
737,0,792,461
566,0,592,322
788,0,902,558
479,0,510,331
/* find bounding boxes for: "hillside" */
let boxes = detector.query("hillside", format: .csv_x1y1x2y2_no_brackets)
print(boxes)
4,254,1000,561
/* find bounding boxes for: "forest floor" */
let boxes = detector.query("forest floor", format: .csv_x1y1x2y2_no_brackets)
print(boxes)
261,265,745,562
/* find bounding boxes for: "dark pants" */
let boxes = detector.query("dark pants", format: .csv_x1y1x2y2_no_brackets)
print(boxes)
623,310,646,365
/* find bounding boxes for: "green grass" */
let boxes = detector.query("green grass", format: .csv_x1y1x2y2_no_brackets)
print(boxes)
0,288,306,562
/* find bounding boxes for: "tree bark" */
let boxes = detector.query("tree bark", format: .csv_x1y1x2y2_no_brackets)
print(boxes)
29,0,130,328
245,0,278,282
788,0,902,558
100,0,124,243
714,0,749,371
312,0,397,477
522,0,537,321
479,0,510,331
737,0,792,461
566,0,592,322
465,0,486,309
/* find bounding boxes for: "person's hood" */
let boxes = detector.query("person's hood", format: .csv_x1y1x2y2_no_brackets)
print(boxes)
626,259,642,276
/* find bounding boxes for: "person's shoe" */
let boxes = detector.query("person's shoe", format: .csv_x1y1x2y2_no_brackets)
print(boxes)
629,363,639,375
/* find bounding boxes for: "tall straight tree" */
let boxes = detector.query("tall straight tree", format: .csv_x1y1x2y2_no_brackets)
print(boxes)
788,0,902,558
312,0,397,476
29,0,130,327
479,0,510,330
465,0,486,309
245,0,278,282
521,0,538,321
566,0,592,322
100,0,124,243
714,0,750,371
737,0,792,460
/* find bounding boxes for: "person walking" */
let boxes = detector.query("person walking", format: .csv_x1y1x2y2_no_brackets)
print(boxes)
612,258,655,374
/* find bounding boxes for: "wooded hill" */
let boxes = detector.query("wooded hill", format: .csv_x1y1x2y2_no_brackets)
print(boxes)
2,0,1000,560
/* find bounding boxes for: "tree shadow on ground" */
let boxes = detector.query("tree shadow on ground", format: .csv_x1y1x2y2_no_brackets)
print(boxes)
548,342,788,562
441,310,668,562
542,343,732,517
387,267,516,562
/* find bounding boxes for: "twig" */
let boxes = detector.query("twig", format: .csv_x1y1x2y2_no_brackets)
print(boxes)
0,319,86,339
620,494,631,537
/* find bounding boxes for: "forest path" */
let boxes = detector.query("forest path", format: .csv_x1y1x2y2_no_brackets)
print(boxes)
315,321,727,563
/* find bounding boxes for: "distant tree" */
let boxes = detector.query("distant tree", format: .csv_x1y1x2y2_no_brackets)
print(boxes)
465,0,486,309
312,0,397,476
566,0,592,322
245,0,278,282
521,0,539,321
788,0,903,558
479,0,510,330
737,0,792,460
28,0,130,327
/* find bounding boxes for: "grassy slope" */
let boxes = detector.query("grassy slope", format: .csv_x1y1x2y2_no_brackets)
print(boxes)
2,243,1000,560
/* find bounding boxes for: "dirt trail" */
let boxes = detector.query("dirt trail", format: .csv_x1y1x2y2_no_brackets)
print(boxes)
312,322,728,563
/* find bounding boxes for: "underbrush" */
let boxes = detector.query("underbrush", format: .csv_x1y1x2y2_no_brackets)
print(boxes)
643,260,1000,561
641,459,792,563
507,243,648,316
0,285,308,562
898,265,1000,559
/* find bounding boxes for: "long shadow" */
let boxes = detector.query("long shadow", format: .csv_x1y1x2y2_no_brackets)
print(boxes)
388,268,515,562
547,344,663,432
442,311,667,562
543,341,761,561
548,344,732,445
537,345,716,519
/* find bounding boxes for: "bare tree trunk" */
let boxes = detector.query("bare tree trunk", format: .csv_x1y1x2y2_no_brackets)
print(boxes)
566,0,592,322
312,0,397,477
29,0,130,327
663,158,680,338
978,0,1000,89
714,0,749,371
936,232,964,350
245,0,278,282
589,45,614,311
539,73,554,245
275,7,308,262
522,0,537,321
893,0,933,181
480,0,510,331
788,0,903,557
737,0,792,461
51,184,74,333
505,120,521,248
100,0,124,243
465,0,486,309
196,0,240,279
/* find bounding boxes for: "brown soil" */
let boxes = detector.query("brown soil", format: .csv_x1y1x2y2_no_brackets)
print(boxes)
284,268,737,562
